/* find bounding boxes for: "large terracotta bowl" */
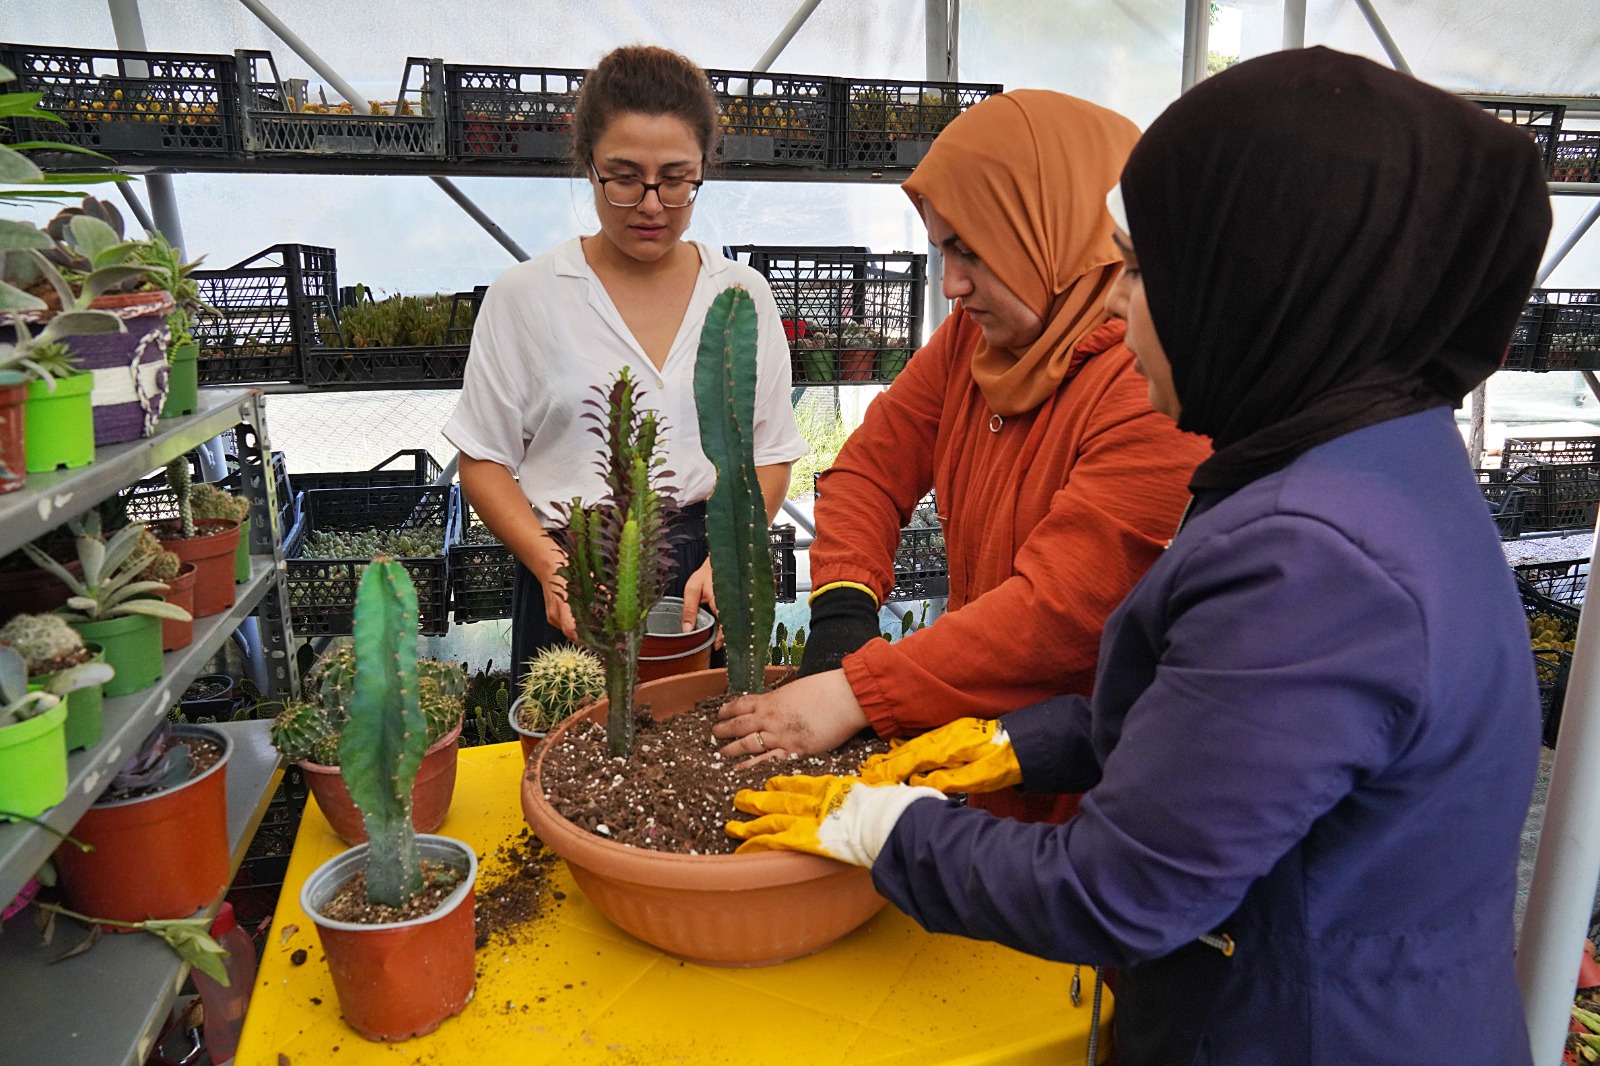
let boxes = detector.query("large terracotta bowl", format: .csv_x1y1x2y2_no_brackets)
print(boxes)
521,667,888,967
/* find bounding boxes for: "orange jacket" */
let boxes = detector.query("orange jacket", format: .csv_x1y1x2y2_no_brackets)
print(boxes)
812,309,1211,821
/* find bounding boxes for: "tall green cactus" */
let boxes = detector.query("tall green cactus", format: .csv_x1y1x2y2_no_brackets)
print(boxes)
339,556,424,907
694,286,775,694
558,368,677,757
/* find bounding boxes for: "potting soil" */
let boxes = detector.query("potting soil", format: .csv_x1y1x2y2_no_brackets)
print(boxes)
320,860,464,924
539,692,891,855
473,827,560,951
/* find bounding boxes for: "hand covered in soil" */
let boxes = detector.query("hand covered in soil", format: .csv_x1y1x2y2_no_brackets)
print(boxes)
681,558,723,650
857,717,1022,794
726,774,944,866
712,670,870,766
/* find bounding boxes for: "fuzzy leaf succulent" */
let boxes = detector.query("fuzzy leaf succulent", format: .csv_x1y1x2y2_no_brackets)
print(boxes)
557,367,680,757
23,514,192,624
517,646,605,734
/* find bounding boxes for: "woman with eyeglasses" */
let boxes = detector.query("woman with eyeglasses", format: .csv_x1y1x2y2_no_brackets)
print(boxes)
446,45,805,685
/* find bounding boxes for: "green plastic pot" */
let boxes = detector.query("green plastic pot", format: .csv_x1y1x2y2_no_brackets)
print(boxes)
24,373,94,473
68,613,163,698
160,341,198,419
28,644,107,753
235,514,250,583
0,702,68,818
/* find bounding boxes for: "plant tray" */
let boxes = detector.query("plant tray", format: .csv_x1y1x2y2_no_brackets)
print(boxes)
1502,290,1600,372
727,245,925,384
284,484,454,636
443,64,583,161
0,42,241,158
447,499,515,625
290,448,442,493
236,49,444,158
1466,97,1565,178
706,68,834,168
890,526,948,602
838,77,1002,170
192,243,337,384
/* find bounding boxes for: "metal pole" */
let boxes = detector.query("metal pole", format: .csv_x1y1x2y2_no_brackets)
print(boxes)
106,0,186,249
752,0,826,72
1351,0,1413,76
234,0,529,261
115,181,157,235
1283,0,1307,50
924,0,953,328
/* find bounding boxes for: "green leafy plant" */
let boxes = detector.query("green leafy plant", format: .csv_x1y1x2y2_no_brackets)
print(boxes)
0,643,111,728
0,62,128,207
22,513,192,624
558,367,679,757
694,286,776,695
517,646,604,734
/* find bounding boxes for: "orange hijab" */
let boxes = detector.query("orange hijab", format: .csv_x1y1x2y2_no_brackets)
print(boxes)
903,89,1141,416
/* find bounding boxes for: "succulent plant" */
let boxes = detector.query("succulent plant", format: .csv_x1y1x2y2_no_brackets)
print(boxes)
0,612,86,674
694,286,776,695
517,646,604,733
557,368,680,757
23,514,192,625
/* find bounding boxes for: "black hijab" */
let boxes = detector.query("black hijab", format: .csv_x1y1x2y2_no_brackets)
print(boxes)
1121,47,1552,493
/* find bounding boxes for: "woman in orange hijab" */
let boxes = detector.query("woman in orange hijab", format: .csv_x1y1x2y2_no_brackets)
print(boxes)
714,90,1211,823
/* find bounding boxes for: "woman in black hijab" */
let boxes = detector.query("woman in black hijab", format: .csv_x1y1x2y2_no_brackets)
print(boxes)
728,48,1552,1065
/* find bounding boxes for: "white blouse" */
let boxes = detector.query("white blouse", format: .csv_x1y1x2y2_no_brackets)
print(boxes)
445,238,808,526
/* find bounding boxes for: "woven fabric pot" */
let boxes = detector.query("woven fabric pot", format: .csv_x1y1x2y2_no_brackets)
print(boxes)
160,563,198,652
0,703,68,819
301,835,477,1043
54,724,231,924
160,340,199,418
30,644,107,753
24,372,94,473
152,518,240,618
0,370,25,494
76,291,175,447
301,724,463,845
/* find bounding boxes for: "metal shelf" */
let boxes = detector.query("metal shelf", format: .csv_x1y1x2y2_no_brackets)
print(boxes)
0,718,283,1066
0,558,278,908
0,388,257,557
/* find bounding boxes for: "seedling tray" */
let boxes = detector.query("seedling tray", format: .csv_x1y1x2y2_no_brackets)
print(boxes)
0,42,241,159
192,244,336,384
237,49,444,158
706,68,834,168
838,77,1001,170
444,64,583,162
284,484,454,636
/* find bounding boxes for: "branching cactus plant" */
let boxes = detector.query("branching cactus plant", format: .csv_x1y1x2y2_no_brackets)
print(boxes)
694,286,777,695
557,368,679,757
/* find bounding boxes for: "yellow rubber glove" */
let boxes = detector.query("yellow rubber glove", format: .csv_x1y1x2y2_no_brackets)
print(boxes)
725,774,945,866
856,717,1023,794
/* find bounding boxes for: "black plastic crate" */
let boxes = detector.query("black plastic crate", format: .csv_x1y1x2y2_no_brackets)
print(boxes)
706,69,834,168
1502,290,1600,372
838,78,1001,169
447,499,515,625
291,448,442,493
890,526,948,602
728,245,924,384
304,288,480,388
284,484,454,636
236,49,444,158
1513,556,1589,609
0,42,241,158
1553,129,1600,183
192,243,336,384
444,64,583,162
1466,97,1565,178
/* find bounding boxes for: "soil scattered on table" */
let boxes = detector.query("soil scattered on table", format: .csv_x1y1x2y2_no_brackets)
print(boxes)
538,687,891,855
319,860,464,924
474,828,560,951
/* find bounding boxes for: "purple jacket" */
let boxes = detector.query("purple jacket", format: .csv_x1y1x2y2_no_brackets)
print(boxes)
874,408,1539,1065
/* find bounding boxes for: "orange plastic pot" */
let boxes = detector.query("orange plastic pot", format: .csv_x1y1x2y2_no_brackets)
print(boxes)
54,724,230,925
301,834,477,1043
522,667,887,967
160,562,197,652
301,724,462,845
152,518,240,618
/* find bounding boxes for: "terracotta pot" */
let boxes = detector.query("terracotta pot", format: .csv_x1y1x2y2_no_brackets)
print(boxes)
301,724,462,845
301,834,477,1042
522,667,888,967
0,370,26,494
152,518,240,618
54,724,231,925
160,563,197,652
0,557,82,627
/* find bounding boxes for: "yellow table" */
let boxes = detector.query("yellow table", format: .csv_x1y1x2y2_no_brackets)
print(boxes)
236,742,1112,1065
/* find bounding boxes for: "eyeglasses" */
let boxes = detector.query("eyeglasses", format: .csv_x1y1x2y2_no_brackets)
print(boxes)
589,158,705,208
